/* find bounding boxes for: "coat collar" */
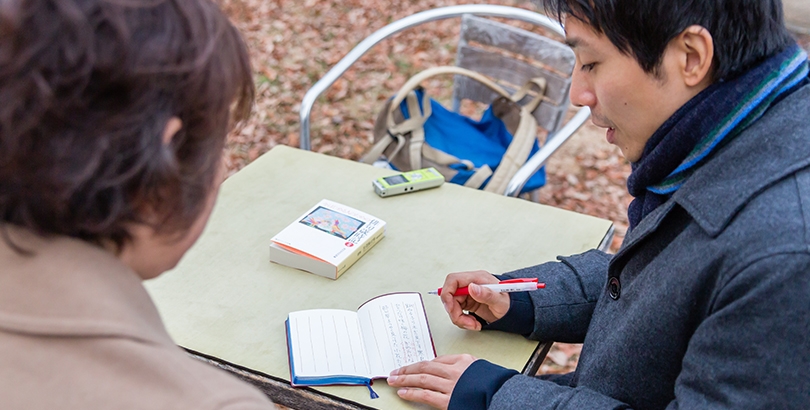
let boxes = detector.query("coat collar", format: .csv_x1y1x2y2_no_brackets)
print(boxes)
0,226,174,346
617,83,810,257
673,83,810,237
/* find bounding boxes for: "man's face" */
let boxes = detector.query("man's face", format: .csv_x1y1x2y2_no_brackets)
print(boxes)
565,18,692,162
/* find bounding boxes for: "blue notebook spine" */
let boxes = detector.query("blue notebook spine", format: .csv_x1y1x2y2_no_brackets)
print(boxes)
286,318,378,399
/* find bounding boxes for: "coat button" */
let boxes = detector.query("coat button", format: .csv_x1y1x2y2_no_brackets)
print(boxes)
608,277,621,300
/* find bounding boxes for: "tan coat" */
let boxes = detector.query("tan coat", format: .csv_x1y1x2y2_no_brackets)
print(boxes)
0,228,276,409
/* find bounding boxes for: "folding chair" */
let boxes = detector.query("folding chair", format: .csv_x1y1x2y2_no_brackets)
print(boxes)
299,5,592,199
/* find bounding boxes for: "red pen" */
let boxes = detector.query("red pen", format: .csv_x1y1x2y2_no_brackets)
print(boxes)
428,278,545,296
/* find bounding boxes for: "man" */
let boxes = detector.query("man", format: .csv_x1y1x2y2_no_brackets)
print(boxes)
386,0,810,409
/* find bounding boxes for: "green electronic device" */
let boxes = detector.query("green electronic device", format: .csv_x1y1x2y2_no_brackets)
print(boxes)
372,167,445,197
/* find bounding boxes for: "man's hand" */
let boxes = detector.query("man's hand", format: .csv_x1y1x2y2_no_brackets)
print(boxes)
441,270,511,331
387,354,478,409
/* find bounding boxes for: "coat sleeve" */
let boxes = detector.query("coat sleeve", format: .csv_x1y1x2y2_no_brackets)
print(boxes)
494,249,610,343
451,362,630,410
483,252,810,410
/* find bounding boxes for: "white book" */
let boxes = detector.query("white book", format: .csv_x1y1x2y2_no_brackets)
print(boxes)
285,292,436,395
269,199,386,279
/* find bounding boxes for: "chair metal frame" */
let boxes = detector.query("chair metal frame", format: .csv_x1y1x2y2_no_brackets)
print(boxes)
298,4,591,197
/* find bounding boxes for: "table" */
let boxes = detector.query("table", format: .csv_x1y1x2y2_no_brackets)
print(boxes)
145,145,613,409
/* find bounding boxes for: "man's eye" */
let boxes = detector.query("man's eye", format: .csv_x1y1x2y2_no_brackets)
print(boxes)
581,63,596,71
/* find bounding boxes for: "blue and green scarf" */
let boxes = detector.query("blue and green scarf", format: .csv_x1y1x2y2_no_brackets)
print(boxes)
627,44,809,231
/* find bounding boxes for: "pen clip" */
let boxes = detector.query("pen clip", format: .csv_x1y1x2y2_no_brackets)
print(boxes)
499,278,538,284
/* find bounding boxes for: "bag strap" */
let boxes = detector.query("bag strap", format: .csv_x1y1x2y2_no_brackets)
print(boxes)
483,108,538,194
464,165,493,189
405,93,427,170
483,77,548,194
422,145,491,189
360,92,429,165
510,77,547,113
390,66,513,110
422,144,474,170
360,132,404,164
387,91,431,135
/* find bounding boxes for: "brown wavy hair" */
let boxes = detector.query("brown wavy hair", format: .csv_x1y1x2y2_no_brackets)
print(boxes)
0,0,254,250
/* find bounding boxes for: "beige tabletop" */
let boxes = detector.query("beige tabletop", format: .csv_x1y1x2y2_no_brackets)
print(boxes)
145,145,612,409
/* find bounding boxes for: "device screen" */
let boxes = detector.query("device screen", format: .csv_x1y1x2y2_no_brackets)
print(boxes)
383,174,409,186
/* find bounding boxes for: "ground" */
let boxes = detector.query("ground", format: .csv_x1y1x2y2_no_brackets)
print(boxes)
218,0,810,388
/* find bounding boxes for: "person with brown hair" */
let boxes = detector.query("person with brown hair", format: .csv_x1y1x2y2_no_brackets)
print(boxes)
0,0,275,408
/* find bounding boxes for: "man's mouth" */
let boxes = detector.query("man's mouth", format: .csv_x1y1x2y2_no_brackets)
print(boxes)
606,127,616,144
589,114,616,144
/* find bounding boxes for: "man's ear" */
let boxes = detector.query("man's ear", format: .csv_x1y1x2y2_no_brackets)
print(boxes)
162,117,183,146
673,25,714,87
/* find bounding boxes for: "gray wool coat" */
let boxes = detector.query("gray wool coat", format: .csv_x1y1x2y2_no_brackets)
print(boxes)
474,82,810,409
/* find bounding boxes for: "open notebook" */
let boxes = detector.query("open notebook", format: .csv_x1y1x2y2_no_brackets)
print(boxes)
285,292,436,396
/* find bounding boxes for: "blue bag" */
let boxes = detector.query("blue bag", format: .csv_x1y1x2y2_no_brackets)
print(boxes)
361,66,547,195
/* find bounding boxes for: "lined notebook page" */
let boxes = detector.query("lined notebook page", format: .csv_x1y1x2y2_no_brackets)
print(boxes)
288,309,370,378
357,293,435,378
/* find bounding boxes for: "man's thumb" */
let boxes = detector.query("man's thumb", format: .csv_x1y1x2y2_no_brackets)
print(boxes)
468,283,494,302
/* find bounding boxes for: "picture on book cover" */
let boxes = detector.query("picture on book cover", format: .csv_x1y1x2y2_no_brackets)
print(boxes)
299,206,365,240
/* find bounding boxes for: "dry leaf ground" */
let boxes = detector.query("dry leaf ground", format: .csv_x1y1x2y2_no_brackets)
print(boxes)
217,0,810,393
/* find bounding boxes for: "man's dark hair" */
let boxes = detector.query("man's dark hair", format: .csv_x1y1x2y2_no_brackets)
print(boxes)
543,0,795,80
0,0,254,250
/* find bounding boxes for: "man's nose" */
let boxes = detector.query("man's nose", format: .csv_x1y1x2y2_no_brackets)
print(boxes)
569,70,596,108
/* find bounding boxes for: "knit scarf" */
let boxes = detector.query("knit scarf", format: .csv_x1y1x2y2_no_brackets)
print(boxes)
626,44,809,231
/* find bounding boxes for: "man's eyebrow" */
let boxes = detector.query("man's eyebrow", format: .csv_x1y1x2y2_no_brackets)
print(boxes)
565,38,581,49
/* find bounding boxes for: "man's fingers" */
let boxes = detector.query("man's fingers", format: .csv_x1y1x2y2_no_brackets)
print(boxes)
441,271,498,307
440,289,457,311
452,313,482,331
456,294,480,310
445,298,467,325
395,387,449,410
467,283,510,319
468,283,498,302
445,298,480,330
393,359,453,380
387,372,454,395
389,356,477,409
446,297,483,331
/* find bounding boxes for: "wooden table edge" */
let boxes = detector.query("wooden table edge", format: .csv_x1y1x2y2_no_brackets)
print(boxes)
186,341,553,410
